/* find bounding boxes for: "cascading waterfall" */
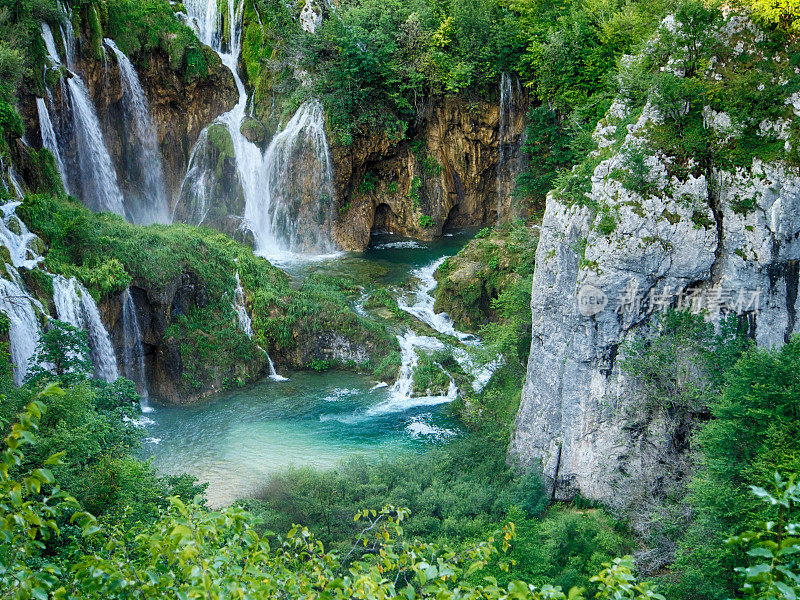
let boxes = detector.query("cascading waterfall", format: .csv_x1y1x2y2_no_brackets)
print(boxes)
0,202,44,270
180,0,337,257
232,272,253,338
121,289,152,410
246,100,337,256
41,22,61,67
0,201,46,385
52,275,119,382
104,39,170,225
496,73,513,222
36,98,69,192
175,128,213,226
496,73,524,222
397,257,477,345
232,272,287,381
0,270,43,386
65,75,126,216
397,257,501,392
7,169,24,199
40,11,127,217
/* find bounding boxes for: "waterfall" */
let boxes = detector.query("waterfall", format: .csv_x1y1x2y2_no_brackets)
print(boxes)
0,270,43,386
36,98,69,193
397,257,477,345
66,75,126,216
52,275,119,382
232,271,287,381
246,100,337,256
41,12,134,220
232,272,253,338
121,289,152,409
0,203,44,270
41,22,61,65
397,256,501,392
104,39,170,225
363,332,456,418
7,170,24,199
175,128,213,226
180,0,337,258
0,200,46,385
267,355,288,382
497,73,514,222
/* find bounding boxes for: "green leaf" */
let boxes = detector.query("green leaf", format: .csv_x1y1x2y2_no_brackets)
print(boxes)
775,582,797,600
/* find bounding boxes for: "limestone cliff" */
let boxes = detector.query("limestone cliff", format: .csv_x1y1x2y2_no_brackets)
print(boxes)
331,93,528,251
510,14,800,519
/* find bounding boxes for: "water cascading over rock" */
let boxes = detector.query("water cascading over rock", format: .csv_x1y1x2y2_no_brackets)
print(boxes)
39,15,127,216
121,289,151,409
178,0,337,257
66,75,127,215
52,275,120,383
496,73,525,222
0,196,47,385
105,39,170,225
36,98,69,193
39,10,172,223
232,272,287,381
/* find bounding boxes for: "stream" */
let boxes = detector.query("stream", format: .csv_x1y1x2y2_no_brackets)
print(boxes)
145,231,483,507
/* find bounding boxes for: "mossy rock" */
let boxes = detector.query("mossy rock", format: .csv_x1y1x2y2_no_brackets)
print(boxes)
207,123,234,159
240,117,269,148
0,246,12,267
6,216,22,236
29,237,47,258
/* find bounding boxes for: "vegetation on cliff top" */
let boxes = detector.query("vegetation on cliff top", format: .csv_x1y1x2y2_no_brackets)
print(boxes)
17,193,395,392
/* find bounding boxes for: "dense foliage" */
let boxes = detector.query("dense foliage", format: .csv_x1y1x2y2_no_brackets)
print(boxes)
1,393,797,598
665,336,800,599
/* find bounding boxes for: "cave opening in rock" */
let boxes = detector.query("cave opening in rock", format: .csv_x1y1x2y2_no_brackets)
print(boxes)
442,204,461,232
371,202,394,234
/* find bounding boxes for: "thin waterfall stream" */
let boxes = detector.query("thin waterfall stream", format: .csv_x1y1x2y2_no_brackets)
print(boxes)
121,289,152,411
105,39,170,225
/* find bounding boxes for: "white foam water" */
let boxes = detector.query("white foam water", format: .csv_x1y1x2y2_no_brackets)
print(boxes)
397,257,478,345
121,288,152,410
405,414,456,439
66,75,126,215
181,0,337,258
36,98,69,193
233,271,288,381
0,268,43,386
52,275,119,382
0,202,44,270
105,39,170,225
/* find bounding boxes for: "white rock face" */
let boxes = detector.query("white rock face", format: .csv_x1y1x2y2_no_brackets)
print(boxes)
299,0,323,34
510,100,800,510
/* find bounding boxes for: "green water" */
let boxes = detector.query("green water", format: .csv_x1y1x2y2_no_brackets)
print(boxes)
145,371,458,507
283,230,477,285
145,232,475,507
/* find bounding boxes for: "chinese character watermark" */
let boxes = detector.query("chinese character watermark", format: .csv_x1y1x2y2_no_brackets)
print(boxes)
578,280,762,318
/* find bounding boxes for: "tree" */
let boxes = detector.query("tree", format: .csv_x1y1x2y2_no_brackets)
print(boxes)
25,320,93,387
746,0,800,33
669,336,800,600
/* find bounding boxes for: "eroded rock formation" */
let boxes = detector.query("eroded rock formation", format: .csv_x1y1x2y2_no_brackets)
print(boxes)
332,93,528,251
